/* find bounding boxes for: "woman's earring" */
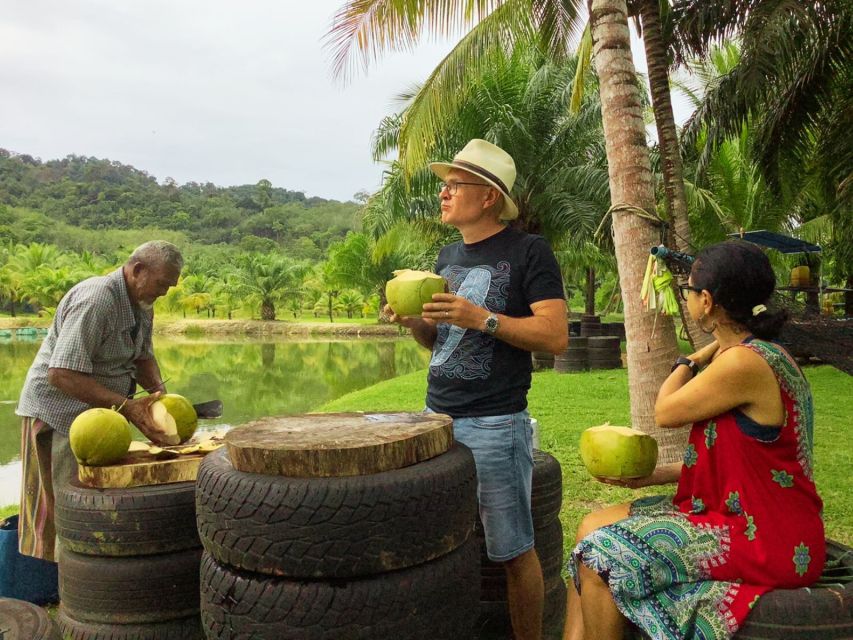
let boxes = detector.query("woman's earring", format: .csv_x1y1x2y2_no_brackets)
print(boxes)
698,313,717,334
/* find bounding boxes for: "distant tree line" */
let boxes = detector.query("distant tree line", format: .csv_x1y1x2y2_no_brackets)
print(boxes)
0,150,360,260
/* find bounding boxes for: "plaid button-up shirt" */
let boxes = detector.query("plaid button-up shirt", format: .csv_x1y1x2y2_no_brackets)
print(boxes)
16,268,155,436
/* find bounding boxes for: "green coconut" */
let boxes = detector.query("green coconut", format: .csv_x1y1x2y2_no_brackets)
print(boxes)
579,424,658,479
69,408,132,466
386,269,446,317
158,393,198,443
149,400,181,446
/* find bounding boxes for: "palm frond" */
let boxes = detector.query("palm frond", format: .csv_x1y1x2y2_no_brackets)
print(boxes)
395,0,539,176
325,0,505,81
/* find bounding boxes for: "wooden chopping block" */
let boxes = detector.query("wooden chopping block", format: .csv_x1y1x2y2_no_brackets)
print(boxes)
225,412,453,477
76,443,223,489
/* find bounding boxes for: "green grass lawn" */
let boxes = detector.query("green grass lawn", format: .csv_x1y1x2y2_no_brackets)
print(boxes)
317,364,853,559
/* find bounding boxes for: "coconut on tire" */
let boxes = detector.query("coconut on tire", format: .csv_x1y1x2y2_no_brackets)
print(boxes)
195,443,477,578
200,539,480,640
55,481,199,556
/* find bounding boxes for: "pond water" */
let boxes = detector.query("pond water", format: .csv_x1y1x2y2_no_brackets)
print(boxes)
0,335,430,506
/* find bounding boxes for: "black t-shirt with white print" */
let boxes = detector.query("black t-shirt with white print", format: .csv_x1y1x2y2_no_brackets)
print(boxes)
426,226,565,418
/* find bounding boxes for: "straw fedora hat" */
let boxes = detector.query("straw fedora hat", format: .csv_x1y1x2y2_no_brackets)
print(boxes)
429,139,519,220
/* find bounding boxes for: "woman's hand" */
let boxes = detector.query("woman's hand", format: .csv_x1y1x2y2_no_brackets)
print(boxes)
689,340,720,368
594,462,682,489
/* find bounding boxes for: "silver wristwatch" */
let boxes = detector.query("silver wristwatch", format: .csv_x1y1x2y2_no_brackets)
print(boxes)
484,313,500,335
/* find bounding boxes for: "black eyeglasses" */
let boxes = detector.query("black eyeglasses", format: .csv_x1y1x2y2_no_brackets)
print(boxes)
678,285,704,301
438,181,492,196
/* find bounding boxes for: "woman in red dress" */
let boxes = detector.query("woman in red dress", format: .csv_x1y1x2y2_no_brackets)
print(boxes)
563,240,825,640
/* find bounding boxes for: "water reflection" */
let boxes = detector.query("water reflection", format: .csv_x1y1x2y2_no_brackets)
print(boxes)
0,335,430,505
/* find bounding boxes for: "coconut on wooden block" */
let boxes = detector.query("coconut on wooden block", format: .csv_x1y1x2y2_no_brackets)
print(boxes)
386,269,446,317
579,424,658,479
69,408,132,466
225,412,453,477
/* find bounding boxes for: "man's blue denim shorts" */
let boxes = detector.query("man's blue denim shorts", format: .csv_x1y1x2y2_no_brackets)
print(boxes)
428,408,535,562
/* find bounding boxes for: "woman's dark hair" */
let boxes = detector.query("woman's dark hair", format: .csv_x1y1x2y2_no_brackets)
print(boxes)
691,240,789,340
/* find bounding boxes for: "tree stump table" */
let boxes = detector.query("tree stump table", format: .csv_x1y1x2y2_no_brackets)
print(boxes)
225,411,454,477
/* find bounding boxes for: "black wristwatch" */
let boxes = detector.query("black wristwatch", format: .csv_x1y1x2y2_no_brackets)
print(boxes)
671,356,699,377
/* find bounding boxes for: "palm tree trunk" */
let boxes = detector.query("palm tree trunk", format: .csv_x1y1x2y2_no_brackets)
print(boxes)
585,268,596,315
639,0,711,350
261,300,275,321
590,0,685,462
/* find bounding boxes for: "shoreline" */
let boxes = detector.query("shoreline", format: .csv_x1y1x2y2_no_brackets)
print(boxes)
0,317,401,337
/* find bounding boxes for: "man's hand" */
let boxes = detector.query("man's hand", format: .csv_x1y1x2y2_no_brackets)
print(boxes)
121,392,174,445
382,304,438,350
422,293,488,330
382,304,429,330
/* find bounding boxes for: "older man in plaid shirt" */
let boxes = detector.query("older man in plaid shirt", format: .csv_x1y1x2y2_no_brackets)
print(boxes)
16,240,183,561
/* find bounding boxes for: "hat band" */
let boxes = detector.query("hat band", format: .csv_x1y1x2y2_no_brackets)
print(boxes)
454,160,510,195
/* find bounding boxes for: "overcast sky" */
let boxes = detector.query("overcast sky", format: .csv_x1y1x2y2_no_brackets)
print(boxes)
0,1,689,202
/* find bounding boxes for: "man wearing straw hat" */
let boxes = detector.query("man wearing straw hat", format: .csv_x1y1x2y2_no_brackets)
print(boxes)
386,139,568,639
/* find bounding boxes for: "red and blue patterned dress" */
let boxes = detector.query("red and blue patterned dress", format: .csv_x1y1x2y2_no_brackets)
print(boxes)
568,339,825,639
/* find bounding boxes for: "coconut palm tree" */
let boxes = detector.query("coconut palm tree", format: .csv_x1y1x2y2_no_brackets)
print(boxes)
338,290,366,318
587,0,682,457
636,0,712,349
236,254,300,321
674,0,852,299
329,4,683,450
675,0,851,200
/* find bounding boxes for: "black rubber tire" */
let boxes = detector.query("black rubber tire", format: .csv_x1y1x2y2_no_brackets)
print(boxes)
734,540,853,639
589,360,622,370
480,519,564,601
58,547,201,624
555,362,587,373
531,351,556,360
0,598,61,640
587,336,621,350
626,539,852,640
200,539,480,640
56,609,203,640
476,576,567,640
532,358,555,371
566,336,588,348
531,449,563,527
55,481,199,556
196,443,477,579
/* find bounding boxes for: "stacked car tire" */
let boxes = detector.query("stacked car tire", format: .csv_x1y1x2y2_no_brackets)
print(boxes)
54,481,203,639
586,336,622,370
474,449,566,640
195,443,481,639
554,337,588,372
532,351,556,370
579,314,602,337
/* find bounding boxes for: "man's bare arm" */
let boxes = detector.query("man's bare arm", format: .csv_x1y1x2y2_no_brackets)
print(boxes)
423,295,568,354
47,368,173,444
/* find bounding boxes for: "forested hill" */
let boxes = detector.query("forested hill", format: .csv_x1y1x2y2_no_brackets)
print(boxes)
0,148,360,260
